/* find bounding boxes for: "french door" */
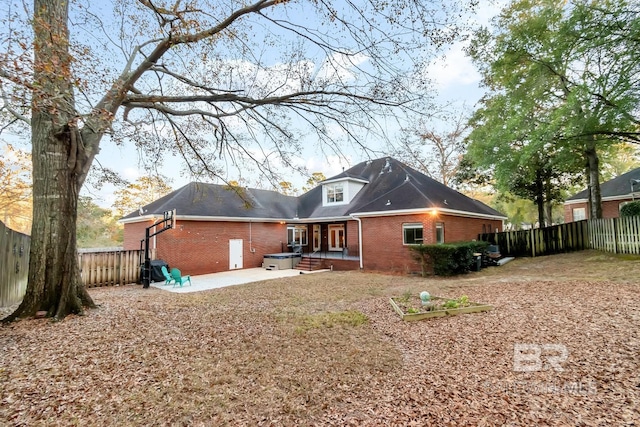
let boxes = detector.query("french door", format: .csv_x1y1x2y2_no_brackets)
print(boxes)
328,224,345,251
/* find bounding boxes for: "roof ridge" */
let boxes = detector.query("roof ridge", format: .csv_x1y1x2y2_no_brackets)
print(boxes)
395,162,436,205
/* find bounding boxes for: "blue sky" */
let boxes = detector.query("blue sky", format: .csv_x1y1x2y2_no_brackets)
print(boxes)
0,0,506,209
88,0,505,209
89,38,485,208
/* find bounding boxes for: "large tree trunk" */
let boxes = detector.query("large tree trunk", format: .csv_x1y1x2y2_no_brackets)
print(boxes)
544,176,553,226
534,169,545,227
3,0,95,322
584,138,602,219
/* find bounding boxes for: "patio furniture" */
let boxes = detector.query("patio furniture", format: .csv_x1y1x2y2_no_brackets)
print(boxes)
483,245,502,267
161,265,175,285
171,268,192,287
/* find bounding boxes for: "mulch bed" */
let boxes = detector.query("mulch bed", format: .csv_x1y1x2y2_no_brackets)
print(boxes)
1,251,639,426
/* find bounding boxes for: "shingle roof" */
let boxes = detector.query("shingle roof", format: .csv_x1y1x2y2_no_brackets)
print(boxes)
567,167,640,201
121,157,505,221
298,157,505,218
120,182,298,220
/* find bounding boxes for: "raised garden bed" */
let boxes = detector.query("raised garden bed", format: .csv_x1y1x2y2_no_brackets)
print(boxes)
390,294,493,321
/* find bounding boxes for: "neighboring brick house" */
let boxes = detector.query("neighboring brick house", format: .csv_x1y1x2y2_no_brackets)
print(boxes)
564,167,640,222
121,157,506,275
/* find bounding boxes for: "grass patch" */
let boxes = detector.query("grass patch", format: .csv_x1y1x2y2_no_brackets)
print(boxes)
292,310,369,333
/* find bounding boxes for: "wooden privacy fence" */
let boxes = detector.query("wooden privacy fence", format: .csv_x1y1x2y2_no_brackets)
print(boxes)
78,248,143,288
1,219,144,306
479,220,590,258
0,220,30,307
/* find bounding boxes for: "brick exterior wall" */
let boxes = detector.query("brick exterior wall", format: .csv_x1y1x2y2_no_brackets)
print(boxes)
124,220,287,275
563,202,589,223
359,213,503,274
124,213,501,275
563,198,631,222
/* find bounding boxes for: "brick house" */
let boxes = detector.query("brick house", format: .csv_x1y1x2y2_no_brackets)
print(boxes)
564,167,640,222
121,157,506,275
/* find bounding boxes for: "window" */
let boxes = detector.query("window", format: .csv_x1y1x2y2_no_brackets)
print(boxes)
572,208,586,221
436,222,444,244
326,183,344,203
287,225,308,246
403,223,423,244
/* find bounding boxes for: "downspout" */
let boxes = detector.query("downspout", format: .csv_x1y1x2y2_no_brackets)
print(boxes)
350,214,364,270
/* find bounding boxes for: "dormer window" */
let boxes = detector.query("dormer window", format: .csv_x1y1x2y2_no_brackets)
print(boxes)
321,177,367,206
326,183,344,203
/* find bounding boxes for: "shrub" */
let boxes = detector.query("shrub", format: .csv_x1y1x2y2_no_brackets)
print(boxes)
409,241,489,277
620,201,640,217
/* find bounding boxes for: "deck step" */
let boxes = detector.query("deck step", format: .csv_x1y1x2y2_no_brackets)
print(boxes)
295,258,323,271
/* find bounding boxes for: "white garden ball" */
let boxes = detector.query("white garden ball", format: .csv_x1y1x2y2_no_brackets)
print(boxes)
420,291,430,301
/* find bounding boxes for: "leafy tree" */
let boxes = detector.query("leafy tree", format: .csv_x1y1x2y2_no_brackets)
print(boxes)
302,172,326,193
0,0,473,321
278,181,296,196
77,196,123,248
0,144,32,234
112,176,173,218
466,0,640,224
599,143,640,180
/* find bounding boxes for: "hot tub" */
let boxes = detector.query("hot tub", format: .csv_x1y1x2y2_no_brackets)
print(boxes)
262,252,302,270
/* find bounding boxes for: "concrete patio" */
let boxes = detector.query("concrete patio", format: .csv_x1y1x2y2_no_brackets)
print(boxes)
150,267,331,293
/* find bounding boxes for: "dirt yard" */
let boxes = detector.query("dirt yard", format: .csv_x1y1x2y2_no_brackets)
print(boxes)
1,250,639,426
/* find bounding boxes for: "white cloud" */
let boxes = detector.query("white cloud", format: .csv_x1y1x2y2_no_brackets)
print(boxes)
304,155,352,180
314,52,369,85
122,167,140,181
427,42,480,90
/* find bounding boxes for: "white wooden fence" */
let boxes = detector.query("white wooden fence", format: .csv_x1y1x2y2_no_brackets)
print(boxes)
589,217,640,254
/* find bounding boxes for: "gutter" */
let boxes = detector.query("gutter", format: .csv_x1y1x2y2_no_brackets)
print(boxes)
350,207,507,221
350,214,364,269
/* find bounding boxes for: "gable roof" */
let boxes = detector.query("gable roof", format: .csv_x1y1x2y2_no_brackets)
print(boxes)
121,157,506,223
566,167,640,202
297,157,505,219
120,182,298,222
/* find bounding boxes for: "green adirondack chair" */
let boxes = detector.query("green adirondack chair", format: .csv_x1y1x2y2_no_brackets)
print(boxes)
161,265,174,286
171,268,192,287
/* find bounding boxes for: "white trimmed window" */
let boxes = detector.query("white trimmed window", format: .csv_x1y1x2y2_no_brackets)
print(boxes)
436,222,445,244
403,223,424,244
326,183,344,203
572,208,586,221
287,225,308,245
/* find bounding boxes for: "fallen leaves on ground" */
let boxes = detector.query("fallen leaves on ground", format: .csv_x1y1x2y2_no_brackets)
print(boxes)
1,250,639,426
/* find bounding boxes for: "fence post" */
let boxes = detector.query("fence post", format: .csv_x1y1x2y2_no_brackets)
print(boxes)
530,228,535,257
612,218,618,254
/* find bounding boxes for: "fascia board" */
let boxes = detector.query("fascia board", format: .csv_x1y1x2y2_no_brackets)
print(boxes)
350,207,508,221
119,215,293,224
321,177,369,185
